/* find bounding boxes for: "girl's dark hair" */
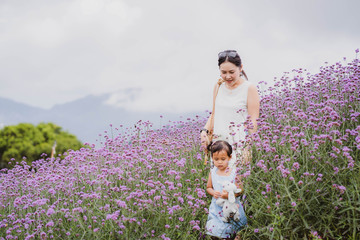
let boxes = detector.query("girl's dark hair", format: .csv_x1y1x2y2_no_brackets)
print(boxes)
218,50,248,80
208,140,232,158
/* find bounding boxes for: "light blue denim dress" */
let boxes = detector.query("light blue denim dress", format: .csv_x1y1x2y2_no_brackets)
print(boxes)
205,167,247,238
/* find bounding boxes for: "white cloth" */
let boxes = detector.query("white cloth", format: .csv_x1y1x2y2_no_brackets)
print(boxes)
213,81,250,168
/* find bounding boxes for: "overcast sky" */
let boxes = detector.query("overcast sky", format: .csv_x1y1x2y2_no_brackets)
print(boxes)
1,0,359,113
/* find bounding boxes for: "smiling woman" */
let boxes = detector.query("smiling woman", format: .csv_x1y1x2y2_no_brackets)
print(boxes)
200,50,260,168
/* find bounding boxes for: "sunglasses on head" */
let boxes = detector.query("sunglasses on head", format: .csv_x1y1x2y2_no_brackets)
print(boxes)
218,50,238,59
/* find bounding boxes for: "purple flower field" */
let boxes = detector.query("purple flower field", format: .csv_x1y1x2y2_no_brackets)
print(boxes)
241,54,360,239
1,118,209,239
1,53,359,239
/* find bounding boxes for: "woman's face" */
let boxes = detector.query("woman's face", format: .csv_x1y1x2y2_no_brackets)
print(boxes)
219,61,242,87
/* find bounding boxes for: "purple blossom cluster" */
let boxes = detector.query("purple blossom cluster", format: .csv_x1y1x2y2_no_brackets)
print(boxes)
0,117,210,239
241,55,360,239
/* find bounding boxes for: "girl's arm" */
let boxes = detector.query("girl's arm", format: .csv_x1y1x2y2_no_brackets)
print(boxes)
247,84,260,134
206,172,215,196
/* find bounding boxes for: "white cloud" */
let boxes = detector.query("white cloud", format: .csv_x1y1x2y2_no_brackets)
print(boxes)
0,0,359,113
103,88,141,108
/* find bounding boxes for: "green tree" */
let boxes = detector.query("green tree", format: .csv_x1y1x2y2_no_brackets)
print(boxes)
0,122,83,169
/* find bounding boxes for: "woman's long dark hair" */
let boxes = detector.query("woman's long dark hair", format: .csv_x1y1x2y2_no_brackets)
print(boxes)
218,50,248,80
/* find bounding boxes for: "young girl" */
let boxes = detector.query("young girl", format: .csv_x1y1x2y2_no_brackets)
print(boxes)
205,140,247,240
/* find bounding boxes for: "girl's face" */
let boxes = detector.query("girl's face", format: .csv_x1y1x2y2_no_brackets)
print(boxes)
219,61,242,87
212,150,231,171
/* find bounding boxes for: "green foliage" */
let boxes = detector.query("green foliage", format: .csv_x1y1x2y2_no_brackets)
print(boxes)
0,122,83,168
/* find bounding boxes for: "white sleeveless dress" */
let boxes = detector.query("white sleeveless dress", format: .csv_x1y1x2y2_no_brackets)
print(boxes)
213,81,250,168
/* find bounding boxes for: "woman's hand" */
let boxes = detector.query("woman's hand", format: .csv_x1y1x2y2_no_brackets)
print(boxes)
241,146,252,165
200,131,209,151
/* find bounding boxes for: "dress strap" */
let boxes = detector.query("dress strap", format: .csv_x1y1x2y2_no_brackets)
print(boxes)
210,167,217,181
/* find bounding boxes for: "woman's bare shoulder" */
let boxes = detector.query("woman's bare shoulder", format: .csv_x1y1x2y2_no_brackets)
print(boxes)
247,83,259,94
247,82,257,89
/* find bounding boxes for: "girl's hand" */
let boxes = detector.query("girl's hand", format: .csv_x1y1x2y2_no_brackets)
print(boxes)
221,190,228,199
213,191,221,199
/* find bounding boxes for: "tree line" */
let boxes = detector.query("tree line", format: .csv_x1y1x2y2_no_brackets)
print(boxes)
0,122,83,169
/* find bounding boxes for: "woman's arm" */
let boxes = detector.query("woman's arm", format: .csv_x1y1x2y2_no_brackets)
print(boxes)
204,83,219,130
200,115,212,150
247,84,260,134
200,84,219,149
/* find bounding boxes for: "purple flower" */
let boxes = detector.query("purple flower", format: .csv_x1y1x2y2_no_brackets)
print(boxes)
292,162,300,170
116,200,127,208
193,225,200,230
46,221,54,227
48,188,56,195
32,198,49,206
46,208,55,216
338,185,346,194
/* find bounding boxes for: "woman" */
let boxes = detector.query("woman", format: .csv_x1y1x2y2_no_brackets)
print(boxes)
201,50,260,168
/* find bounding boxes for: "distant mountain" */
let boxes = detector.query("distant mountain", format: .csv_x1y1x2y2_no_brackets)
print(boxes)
0,97,46,123
0,93,203,145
